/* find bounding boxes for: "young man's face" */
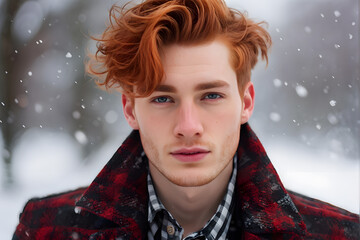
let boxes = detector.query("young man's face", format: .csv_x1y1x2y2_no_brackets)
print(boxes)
123,39,254,187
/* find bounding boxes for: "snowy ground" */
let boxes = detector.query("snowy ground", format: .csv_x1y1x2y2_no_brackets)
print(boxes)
0,131,359,239
0,131,126,240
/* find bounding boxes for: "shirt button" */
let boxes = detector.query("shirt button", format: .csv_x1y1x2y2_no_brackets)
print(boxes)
167,225,175,235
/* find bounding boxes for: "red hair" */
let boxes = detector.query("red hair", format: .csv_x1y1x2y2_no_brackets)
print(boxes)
87,0,271,98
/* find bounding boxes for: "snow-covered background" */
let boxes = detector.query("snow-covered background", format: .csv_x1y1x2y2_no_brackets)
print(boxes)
0,0,358,239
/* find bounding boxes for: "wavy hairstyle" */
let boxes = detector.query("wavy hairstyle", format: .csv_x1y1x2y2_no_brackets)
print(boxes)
87,0,271,98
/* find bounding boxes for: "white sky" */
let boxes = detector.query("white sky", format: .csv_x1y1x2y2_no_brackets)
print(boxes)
226,0,289,26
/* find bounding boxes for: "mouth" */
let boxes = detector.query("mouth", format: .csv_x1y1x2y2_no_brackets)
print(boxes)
170,148,210,162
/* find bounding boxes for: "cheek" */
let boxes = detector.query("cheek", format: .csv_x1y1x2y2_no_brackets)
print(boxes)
219,112,241,157
211,104,242,150
135,105,167,132
211,104,242,128
140,115,169,133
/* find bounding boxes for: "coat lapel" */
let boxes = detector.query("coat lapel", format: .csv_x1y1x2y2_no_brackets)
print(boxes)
234,123,307,236
75,123,307,239
75,130,148,239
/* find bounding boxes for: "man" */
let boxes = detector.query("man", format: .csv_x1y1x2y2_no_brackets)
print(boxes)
13,0,359,239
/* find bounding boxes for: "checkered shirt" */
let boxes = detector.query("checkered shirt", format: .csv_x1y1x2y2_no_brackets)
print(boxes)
147,154,237,240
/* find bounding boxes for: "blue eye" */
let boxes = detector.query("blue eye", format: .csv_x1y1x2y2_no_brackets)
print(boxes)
204,93,221,100
153,96,171,103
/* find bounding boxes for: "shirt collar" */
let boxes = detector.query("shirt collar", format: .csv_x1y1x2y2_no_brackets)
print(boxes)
147,154,238,240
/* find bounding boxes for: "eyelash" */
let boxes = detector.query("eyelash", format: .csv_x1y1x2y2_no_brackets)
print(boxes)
151,93,224,104
152,96,173,103
203,93,223,100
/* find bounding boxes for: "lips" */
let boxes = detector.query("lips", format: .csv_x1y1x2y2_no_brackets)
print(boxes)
170,148,210,162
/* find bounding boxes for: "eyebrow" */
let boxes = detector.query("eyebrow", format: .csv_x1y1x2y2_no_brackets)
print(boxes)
154,80,230,93
154,84,177,93
194,80,230,91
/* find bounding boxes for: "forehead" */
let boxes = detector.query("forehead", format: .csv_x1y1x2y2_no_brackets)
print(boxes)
161,40,231,68
159,40,236,88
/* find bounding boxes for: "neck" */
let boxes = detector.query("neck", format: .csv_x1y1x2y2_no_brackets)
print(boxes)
149,161,233,236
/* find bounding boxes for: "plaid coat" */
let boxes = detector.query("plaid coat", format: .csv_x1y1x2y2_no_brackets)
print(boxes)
13,123,359,239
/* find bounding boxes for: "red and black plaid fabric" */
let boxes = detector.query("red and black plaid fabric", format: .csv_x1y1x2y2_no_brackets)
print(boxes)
13,123,359,239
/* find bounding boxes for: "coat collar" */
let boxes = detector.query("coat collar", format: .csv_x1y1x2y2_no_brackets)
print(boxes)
234,123,306,236
76,123,306,238
76,130,149,238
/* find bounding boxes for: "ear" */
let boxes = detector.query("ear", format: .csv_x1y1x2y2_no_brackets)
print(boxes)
122,94,139,130
241,81,255,124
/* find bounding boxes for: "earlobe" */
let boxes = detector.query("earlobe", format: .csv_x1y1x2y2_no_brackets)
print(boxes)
241,82,255,124
122,94,139,130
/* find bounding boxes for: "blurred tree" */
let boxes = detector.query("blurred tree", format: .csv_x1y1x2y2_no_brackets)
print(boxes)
0,0,24,186
0,0,113,186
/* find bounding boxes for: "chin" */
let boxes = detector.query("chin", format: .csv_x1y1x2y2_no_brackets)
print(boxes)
166,172,217,187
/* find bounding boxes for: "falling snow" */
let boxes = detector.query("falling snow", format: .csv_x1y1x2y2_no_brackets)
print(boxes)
34,103,43,113
295,85,308,98
74,130,88,145
269,112,281,122
304,26,311,33
323,86,329,94
328,113,338,125
74,206,82,214
334,10,341,17
1,2,358,240
273,78,282,88
72,111,81,119
105,110,118,124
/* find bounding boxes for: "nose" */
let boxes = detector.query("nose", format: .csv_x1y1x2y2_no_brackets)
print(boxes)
173,101,204,139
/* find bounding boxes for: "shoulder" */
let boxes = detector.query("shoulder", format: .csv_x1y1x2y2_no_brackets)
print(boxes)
16,187,86,226
12,187,118,240
20,187,86,213
288,190,360,239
